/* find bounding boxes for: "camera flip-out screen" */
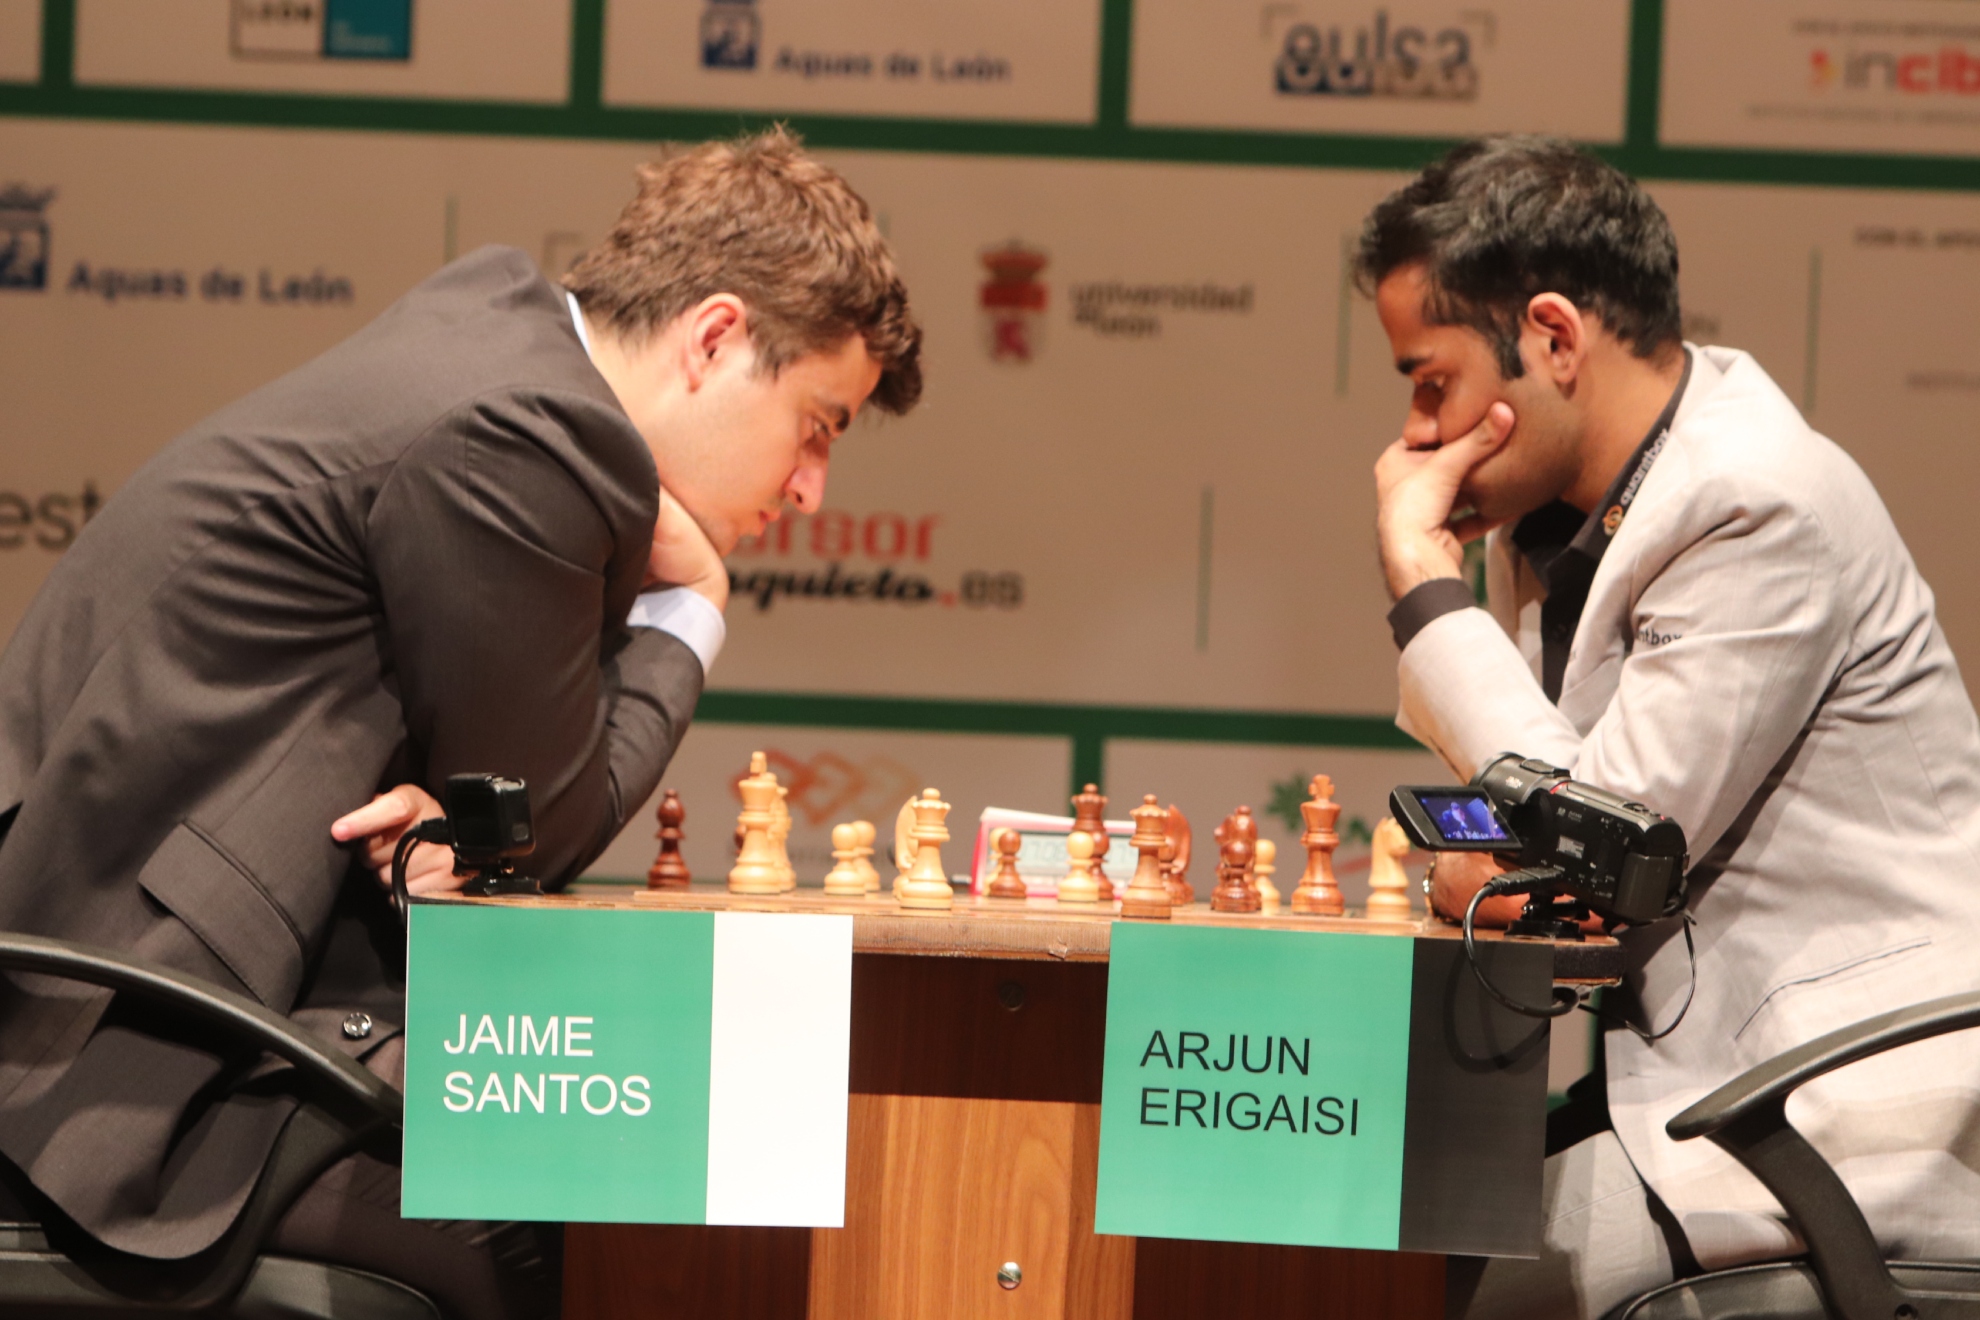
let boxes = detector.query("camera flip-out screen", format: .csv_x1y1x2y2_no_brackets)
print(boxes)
1392,787,1520,852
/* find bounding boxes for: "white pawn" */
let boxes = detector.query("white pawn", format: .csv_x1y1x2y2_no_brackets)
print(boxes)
823,823,866,897
1057,830,1101,905
1255,837,1281,913
853,820,881,894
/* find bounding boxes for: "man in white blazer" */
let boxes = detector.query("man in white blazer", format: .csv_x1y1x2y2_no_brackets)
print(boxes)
1358,137,1980,1319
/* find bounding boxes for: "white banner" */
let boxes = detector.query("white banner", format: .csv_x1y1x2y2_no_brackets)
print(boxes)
0,0,37,83
1130,0,1629,142
74,0,571,102
602,0,1101,124
3,120,1977,778
1662,0,1980,155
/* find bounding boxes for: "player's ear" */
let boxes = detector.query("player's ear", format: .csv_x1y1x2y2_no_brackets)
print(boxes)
682,294,748,389
1523,293,1585,384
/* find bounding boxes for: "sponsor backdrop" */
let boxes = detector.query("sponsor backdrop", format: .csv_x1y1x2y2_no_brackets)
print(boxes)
6,2,1980,1087
0,0,35,83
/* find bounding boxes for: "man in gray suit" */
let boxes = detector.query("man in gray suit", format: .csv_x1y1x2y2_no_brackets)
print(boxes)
1360,137,1980,1319
0,128,920,1319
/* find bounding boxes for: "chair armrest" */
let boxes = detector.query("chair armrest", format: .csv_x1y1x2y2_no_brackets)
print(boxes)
0,932,401,1128
1669,989,1980,1141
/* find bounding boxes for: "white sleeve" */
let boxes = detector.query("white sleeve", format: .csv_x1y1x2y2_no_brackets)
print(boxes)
626,586,727,677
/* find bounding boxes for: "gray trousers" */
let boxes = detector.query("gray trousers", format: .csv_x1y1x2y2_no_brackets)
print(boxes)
1446,1130,1689,1320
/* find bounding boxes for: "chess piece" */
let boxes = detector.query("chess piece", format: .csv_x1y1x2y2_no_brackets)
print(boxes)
728,752,783,894
1292,775,1346,917
1228,805,1258,850
1212,807,1261,906
1210,832,1259,913
1255,837,1281,913
897,788,955,910
1120,794,1174,920
1163,805,1194,906
853,820,881,893
1057,830,1102,905
986,827,1028,899
893,796,918,900
1071,783,1114,902
823,822,866,897
771,785,796,892
646,789,690,889
1366,817,1415,920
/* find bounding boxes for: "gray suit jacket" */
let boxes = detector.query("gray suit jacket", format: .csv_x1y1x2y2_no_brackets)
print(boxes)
0,246,703,1257
1398,346,1980,1269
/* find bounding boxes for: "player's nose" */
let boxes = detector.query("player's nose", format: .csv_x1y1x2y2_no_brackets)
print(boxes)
785,455,827,515
1401,406,1441,448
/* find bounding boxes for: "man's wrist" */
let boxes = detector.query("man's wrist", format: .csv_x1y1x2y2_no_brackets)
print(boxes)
628,586,727,675
686,570,729,614
1387,577,1478,651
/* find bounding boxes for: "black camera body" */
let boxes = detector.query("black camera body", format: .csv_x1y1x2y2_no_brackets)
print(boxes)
441,774,537,897
1390,753,1688,926
443,774,534,870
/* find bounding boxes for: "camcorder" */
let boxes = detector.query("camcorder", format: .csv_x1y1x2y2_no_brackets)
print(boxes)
391,773,539,919
1390,754,1692,1022
1390,753,1689,930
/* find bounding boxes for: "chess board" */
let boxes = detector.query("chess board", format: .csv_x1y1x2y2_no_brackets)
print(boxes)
525,882,1624,987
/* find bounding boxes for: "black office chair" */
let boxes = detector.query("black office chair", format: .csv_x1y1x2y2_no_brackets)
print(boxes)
0,932,440,1318
1611,989,1980,1320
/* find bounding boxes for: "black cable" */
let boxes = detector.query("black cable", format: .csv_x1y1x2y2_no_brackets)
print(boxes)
391,818,453,924
1462,873,1583,1019
1580,910,1699,1042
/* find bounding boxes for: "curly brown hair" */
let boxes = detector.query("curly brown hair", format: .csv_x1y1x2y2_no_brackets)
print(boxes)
564,127,923,414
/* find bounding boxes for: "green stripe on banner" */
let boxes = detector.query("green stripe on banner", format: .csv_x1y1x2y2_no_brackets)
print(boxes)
403,905,715,1223
696,690,1417,750
5,83,1979,192
1095,924,1414,1250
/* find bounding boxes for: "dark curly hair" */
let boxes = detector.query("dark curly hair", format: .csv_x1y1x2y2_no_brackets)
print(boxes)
1353,136,1682,378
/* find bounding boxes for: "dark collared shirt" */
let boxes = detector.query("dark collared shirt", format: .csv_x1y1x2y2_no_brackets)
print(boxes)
1387,349,1692,702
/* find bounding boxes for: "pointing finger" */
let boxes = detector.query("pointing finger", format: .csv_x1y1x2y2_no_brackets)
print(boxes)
331,789,418,843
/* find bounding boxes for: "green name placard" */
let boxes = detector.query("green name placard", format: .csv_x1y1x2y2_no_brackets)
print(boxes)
403,903,852,1226
1096,924,1413,1249
1096,924,1550,1256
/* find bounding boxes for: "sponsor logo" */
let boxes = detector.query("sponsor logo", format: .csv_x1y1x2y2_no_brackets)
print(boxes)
1806,18,1980,97
1069,279,1253,340
232,0,413,62
0,483,103,552
58,261,354,306
727,508,1023,613
700,0,759,70
695,1,1012,85
1273,8,1484,101
0,184,53,292
980,242,1047,363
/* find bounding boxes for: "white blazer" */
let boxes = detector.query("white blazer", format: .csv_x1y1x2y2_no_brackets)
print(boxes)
1397,346,1980,1269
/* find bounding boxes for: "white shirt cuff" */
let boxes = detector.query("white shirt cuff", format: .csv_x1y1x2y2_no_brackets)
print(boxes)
627,586,726,677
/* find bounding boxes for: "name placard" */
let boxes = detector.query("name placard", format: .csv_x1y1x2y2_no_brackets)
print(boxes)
1096,924,1551,1257
403,903,852,1226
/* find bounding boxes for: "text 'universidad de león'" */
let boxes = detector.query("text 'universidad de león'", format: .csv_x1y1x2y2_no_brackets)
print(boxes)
1135,1030,1361,1136
439,1013,651,1117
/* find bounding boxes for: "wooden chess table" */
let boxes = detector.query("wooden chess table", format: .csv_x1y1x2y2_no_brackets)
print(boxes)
525,884,1623,1320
